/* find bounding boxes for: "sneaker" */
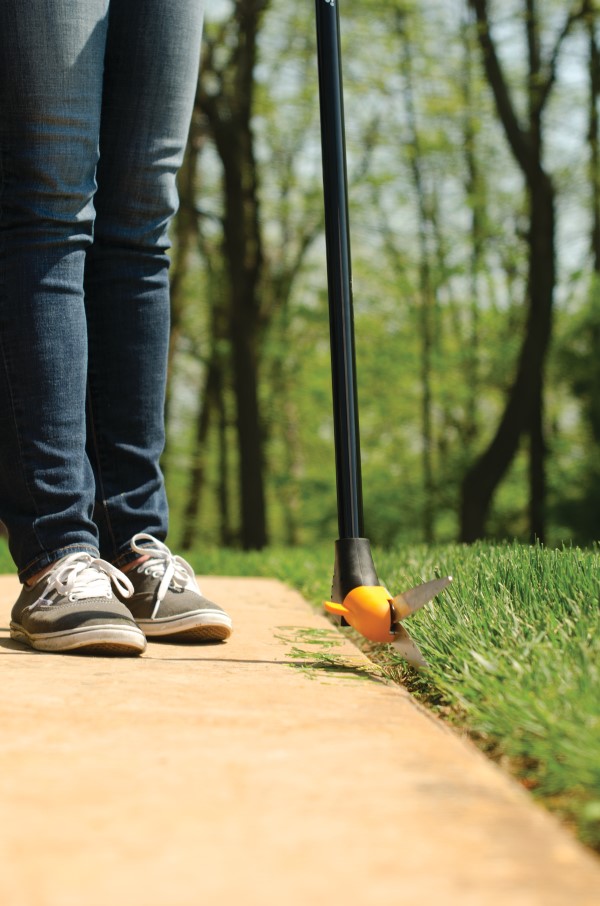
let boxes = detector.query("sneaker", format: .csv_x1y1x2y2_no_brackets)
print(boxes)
10,553,146,655
122,533,233,641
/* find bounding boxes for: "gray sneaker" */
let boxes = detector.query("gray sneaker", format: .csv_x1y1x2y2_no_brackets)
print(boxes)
10,552,146,655
122,533,233,641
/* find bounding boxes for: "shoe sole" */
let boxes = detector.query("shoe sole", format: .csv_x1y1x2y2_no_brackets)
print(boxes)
10,622,147,655
136,610,233,641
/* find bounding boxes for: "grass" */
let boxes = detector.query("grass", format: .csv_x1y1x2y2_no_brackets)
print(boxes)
375,542,600,851
1,537,598,850
0,541,13,574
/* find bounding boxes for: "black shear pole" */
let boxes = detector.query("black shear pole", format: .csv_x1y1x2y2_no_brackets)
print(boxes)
315,0,363,543
315,0,380,608
315,0,452,658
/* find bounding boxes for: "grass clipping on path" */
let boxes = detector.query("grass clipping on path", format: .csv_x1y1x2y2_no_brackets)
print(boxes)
191,541,600,851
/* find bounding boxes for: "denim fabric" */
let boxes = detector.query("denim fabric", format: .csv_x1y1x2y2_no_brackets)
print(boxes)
0,0,203,581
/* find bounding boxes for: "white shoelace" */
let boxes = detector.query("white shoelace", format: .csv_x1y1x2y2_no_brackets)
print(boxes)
34,552,134,605
131,533,200,618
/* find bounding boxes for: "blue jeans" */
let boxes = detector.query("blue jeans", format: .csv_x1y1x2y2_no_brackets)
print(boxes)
0,0,203,581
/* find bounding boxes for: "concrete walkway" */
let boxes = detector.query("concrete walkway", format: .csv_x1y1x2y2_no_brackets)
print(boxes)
0,574,598,906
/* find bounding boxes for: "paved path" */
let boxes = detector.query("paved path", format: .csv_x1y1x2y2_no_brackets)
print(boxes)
0,574,598,905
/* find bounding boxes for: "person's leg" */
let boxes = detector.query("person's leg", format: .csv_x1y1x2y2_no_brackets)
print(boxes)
84,0,231,641
84,0,204,566
0,0,110,581
0,0,147,653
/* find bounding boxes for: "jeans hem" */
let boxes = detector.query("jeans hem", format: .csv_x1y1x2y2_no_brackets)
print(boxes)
112,539,160,570
19,543,101,584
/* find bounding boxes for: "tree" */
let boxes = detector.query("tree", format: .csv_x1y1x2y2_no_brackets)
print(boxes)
163,0,599,548
198,0,271,549
461,0,589,542
174,2,325,548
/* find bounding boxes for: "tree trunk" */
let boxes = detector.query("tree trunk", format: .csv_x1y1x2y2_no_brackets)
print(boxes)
199,1,270,549
215,364,234,547
217,119,267,549
529,379,546,542
461,0,563,541
230,304,267,549
461,171,555,540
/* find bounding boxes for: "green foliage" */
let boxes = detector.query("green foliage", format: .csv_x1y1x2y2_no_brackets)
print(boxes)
166,0,600,549
0,539,13,573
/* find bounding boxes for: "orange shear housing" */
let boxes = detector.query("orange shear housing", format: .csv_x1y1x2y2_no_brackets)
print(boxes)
325,585,394,643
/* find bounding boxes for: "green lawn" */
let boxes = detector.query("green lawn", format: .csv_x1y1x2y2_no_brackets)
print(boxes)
2,538,598,850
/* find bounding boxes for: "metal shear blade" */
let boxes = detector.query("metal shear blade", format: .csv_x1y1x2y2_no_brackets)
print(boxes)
390,624,428,668
391,575,453,620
